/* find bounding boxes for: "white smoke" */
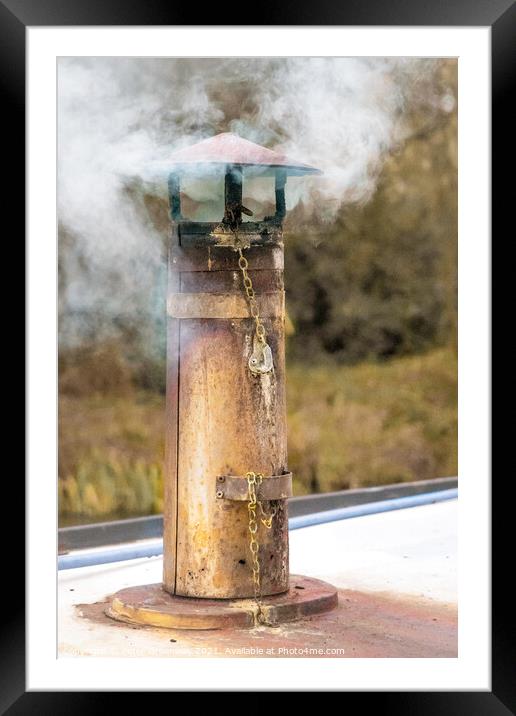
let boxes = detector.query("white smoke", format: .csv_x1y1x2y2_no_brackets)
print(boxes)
57,56,444,348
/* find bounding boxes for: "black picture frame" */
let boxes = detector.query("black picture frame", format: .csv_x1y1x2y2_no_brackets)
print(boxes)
8,0,505,708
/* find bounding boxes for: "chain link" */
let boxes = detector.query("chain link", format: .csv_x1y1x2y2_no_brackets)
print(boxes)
226,208,267,347
246,471,262,607
237,249,267,345
258,499,278,529
246,471,278,623
226,211,277,619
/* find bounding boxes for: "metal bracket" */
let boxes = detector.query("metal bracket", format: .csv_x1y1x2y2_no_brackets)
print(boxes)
215,472,292,501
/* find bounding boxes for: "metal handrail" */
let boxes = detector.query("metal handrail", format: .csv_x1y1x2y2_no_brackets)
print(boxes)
58,487,457,571
58,476,458,551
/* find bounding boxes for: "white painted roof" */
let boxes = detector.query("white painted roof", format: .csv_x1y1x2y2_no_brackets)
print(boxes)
59,499,457,656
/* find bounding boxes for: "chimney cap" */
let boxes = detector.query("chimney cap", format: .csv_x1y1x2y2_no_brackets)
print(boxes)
163,132,322,177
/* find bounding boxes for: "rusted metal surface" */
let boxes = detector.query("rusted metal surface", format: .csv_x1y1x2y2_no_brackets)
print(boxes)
174,314,288,597
107,586,254,630
164,236,290,598
164,132,322,177
167,291,284,320
215,473,292,502
179,269,284,293
106,576,337,630
170,245,284,273
162,141,312,599
162,225,180,593
179,221,283,248
83,586,457,658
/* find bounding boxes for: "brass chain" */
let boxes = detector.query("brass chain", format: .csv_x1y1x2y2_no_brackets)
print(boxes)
246,471,262,607
258,499,278,529
237,250,267,346
227,212,277,619
245,471,278,623
226,208,267,347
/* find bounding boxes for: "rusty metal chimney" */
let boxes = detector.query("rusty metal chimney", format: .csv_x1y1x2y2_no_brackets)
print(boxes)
107,133,337,628
163,133,321,599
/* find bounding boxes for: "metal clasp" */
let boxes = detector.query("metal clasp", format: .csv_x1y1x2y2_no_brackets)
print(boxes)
248,335,274,375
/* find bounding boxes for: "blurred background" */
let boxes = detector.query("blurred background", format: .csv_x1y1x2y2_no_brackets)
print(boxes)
58,57,457,526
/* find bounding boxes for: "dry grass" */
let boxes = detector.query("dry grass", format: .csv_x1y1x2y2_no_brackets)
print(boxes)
287,347,457,495
58,347,457,524
58,392,164,522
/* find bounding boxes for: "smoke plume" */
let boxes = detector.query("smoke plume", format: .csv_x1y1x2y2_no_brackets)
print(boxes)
58,57,446,351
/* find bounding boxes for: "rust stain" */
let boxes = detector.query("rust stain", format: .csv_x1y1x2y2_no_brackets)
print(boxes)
168,244,289,599
165,132,322,176
80,585,457,658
